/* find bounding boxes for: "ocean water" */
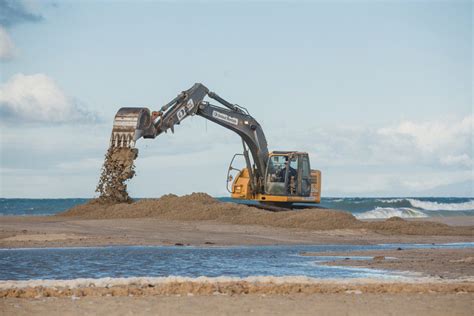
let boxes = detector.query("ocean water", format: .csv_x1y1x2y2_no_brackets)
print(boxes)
1,243,472,281
320,197,474,219
0,198,89,216
0,197,473,219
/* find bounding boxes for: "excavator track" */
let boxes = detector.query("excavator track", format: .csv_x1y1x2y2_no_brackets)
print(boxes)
241,202,327,212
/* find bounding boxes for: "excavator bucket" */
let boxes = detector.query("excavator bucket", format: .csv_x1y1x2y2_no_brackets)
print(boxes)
110,107,153,148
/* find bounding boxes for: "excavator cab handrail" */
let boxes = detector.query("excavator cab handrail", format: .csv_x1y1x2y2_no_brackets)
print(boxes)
226,153,245,193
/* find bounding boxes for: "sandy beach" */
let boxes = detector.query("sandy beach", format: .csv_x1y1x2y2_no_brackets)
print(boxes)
0,215,473,249
1,276,473,315
1,196,473,315
2,293,472,316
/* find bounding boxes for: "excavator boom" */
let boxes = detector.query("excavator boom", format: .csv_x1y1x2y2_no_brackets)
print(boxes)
111,83,269,193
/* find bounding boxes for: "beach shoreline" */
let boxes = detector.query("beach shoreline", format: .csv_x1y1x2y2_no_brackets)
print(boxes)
1,212,473,315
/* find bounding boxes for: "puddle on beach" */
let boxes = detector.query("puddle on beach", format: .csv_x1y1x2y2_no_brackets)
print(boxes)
1,243,472,281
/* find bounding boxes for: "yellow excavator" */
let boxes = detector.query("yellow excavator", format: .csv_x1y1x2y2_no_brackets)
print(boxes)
110,83,321,209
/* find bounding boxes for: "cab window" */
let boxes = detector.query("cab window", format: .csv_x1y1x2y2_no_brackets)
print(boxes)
265,155,288,195
301,155,311,195
267,155,287,183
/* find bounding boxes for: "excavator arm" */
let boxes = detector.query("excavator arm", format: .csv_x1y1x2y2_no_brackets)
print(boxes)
111,83,269,193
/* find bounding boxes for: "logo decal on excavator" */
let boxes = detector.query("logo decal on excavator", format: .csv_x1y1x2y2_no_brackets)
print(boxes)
177,108,186,121
177,99,195,121
212,110,238,125
186,99,194,110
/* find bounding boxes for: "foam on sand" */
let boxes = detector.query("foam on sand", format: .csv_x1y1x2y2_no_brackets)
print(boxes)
1,276,472,298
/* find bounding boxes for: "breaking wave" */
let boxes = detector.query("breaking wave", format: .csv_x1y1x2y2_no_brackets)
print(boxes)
376,199,404,203
407,199,474,211
355,207,428,220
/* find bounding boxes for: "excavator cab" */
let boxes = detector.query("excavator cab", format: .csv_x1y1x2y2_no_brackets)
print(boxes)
230,151,321,205
265,152,311,197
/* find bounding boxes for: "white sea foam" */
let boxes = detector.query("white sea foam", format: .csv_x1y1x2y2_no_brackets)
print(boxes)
407,199,474,211
355,207,428,219
376,199,404,203
0,276,341,289
0,275,444,290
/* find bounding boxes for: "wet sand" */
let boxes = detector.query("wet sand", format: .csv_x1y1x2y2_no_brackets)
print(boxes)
301,248,474,279
1,215,473,249
411,216,474,227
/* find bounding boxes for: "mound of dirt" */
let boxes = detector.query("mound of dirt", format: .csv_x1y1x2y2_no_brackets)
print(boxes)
364,219,459,235
59,193,473,236
60,193,359,230
95,147,138,203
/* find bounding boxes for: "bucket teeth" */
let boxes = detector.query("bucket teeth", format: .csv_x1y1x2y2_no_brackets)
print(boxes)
110,132,135,148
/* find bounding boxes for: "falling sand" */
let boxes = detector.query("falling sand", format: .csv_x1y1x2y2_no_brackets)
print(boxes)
95,147,138,203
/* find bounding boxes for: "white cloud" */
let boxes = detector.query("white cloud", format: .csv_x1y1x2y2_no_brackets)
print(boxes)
0,26,15,60
378,116,473,153
376,116,473,167
266,115,472,196
274,115,472,170
322,169,472,196
440,154,472,168
0,73,98,124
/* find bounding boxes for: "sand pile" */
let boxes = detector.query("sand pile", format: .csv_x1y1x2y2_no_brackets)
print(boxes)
61,193,359,230
95,147,138,203
364,217,465,236
60,193,473,236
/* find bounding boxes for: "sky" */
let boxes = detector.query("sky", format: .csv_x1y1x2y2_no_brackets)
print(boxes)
0,0,472,198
